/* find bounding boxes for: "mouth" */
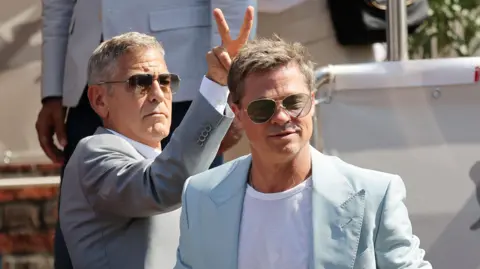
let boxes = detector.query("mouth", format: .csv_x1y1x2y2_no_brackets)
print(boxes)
269,130,298,138
144,112,166,118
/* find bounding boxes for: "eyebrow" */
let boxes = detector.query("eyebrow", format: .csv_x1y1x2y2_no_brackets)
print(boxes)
253,93,294,101
125,71,168,77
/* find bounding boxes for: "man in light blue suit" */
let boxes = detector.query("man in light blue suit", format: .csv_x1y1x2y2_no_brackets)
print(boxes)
175,36,432,269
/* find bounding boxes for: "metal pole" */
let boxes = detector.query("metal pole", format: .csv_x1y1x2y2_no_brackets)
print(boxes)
387,0,409,61
310,67,333,150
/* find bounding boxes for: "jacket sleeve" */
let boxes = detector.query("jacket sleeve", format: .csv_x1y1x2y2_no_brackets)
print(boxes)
375,176,432,269
79,91,233,217
41,0,75,99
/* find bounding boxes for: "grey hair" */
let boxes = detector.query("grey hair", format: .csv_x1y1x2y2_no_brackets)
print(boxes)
87,32,165,85
227,35,315,105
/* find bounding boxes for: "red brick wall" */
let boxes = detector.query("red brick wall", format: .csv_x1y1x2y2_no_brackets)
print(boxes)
0,164,60,268
0,186,58,268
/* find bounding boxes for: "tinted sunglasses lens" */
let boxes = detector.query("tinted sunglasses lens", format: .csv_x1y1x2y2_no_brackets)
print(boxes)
283,93,311,118
129,74,153,88
247,99,276,123
158,74,180,93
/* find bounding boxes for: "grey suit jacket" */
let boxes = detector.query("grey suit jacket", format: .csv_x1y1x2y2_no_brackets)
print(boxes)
42,0,257,106
59,92,233,269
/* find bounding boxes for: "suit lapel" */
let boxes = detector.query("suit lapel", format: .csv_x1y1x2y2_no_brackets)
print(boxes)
310,148,365,269
207,156,251,269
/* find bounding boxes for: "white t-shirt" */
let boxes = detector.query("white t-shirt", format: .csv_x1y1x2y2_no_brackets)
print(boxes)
238,177,313,269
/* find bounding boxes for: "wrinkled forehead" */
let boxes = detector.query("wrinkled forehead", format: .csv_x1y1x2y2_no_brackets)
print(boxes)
117,48,168,77
242,65,309,104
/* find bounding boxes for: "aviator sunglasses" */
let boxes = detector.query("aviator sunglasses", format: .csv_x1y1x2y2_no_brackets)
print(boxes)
96,73,180,96
245,93,313,124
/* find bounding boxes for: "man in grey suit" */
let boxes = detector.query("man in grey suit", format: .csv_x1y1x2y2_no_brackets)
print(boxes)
59,7,254,269
38,1,255,268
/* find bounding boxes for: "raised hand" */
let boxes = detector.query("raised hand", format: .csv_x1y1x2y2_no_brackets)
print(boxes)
213,6,254,58
206,6,255,86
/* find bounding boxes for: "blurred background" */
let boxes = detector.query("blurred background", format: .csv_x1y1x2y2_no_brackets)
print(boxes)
0,0,480,268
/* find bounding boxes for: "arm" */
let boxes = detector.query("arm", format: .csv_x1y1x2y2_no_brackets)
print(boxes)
174,180,193,269
210,0,257,47
41,0,75,99
209,1,256,152
80,78,233,217
375,176,432,269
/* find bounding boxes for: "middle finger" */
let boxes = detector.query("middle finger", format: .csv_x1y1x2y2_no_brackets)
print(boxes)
236,6,255,45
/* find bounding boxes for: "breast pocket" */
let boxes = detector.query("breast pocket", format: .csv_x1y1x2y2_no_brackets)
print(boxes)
148,6,211,84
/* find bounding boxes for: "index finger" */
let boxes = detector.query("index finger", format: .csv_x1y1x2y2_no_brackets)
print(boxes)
236,6,254,45
213,8,233,45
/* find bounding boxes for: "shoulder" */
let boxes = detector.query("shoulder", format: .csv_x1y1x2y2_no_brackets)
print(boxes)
68,131,142,171
318,151,404,202
184,155,250,195
331,155,399,190
77,132,139,157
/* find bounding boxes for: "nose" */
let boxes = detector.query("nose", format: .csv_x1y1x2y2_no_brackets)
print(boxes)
147,79,165,103
270,105,291,125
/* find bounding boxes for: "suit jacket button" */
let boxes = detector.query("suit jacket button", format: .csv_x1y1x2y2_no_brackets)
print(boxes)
205,125,212,132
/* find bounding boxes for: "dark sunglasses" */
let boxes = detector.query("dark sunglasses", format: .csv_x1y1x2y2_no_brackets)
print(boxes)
96,73,180,96
245,93,313,124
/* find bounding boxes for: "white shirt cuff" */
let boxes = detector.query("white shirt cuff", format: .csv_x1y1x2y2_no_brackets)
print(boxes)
199,76,229,114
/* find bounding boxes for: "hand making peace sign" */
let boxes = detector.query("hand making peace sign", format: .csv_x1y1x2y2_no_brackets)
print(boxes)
205,6,255,86
214,6,254,58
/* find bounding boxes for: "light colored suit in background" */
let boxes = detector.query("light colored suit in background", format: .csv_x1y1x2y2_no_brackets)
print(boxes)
60,92,233,269
175,147,432,269
42,0,256,106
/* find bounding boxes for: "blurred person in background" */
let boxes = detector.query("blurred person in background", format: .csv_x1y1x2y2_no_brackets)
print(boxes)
37,0,255,268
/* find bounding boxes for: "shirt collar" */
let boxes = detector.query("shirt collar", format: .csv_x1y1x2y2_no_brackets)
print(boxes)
107,129,161,159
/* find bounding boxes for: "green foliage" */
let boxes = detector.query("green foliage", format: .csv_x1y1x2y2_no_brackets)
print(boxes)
408,0,480,58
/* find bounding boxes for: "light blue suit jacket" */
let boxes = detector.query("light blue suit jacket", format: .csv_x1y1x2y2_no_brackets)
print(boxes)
175,147,432,269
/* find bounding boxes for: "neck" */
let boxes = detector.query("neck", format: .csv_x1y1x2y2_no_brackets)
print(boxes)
249,145,312,193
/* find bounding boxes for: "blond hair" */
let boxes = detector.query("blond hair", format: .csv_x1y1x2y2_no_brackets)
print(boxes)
227,35,315,105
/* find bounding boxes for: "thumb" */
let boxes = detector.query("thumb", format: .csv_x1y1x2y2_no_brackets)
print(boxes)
53,113,67,147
